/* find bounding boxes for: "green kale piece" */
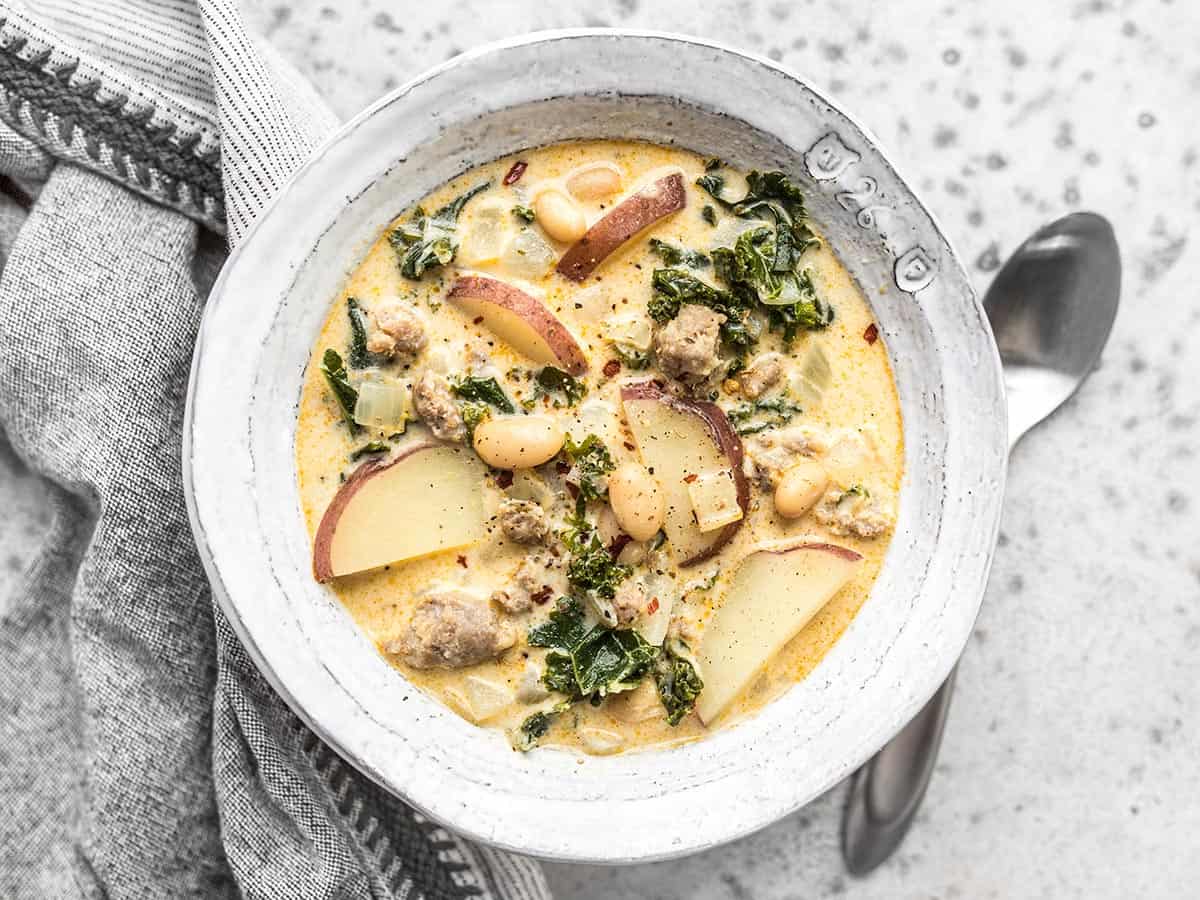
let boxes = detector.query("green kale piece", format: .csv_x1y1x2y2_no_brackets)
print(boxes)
648,238,710,269
534,366,586,407
565,533,632,599
712,231,832,343
701,204,718,226
528,599,656,700
763,270,834,342
613,345,652,370
320,349,359,433
349,440,389,460
512,701,572,751
460,401,491,439
696,173,729,206
516,710,555,749
345,297,378,369
560,433,615,501
528,597,590,652
388,180,491,279
450,375,515,413
654,644,704,726
726,397,804,435
512,204,536,222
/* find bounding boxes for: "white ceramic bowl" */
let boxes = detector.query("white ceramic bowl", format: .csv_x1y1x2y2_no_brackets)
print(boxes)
184,30,1007,863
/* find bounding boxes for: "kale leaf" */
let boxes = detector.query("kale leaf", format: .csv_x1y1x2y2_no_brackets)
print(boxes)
512,700,572,751
693,168,827,340
529,598,657,700
528,597,591,652
762,270,834,342
460,402,491,439
649,238,710,269
512,204,536,223
696,172,730,207
388,180,491,279
565,533,632,599
560,433,615,501
613,345,651,370
345,297,378,369
349,440,389,460
450,375,515,413
534,366,586,407
701,204,718,226
712,230,832,343
320,349,359,433
654,643,704,726
726,397,804,435
558,498,630,601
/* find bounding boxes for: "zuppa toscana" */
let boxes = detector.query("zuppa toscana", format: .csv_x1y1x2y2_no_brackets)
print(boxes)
296,140,903,754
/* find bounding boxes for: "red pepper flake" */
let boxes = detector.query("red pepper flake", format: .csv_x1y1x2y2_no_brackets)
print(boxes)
683,473,698,483
473,316,484,325
564,481,580,500
863,323,879,344
556,460,571,475
502,160,527,185
623,441,636,452
608,534,632,559
602,359,621,378
495,470,514,489
531,585,554,605
645,597,660,616
456,555,468,568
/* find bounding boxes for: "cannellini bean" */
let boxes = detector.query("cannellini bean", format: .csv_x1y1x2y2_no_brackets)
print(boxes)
774,460,829,519
533,189,586,242
608,462,665,541
566,163,623,201
472,415,565,469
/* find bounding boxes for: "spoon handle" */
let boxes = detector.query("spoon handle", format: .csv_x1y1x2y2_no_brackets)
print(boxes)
841,665,957,874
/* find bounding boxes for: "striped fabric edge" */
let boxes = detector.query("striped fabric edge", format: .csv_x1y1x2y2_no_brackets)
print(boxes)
0,7,226,232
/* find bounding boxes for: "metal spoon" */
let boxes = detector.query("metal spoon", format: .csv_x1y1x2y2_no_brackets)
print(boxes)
841,211,1121,875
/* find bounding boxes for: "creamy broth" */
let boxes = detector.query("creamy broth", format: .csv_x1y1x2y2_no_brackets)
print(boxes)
296,140,903,755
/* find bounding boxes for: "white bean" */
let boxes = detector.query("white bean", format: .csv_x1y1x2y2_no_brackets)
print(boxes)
566,163,623,201
472,416,565,469
774,460,829,519
608,462,665,541
533,189,586,242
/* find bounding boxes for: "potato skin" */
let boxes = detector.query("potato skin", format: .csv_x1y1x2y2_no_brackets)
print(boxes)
556,173,687,281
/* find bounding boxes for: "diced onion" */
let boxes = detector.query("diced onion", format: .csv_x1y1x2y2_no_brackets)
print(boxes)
458,200,510,266
500,228,555,279
603,313,653,351
353,377,409,430
789,343,831,408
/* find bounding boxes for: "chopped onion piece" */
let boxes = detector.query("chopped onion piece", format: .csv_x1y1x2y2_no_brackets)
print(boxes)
500,228,555,279
603,312,653,351
353,376,409,430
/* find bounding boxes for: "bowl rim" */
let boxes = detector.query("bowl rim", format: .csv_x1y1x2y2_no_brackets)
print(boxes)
184,27,1007,863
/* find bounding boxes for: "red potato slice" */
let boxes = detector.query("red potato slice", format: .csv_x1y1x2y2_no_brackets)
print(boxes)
313,443,487,582
695,540,864,724
448,274,589,375
556,172,687,281
620,380,749,567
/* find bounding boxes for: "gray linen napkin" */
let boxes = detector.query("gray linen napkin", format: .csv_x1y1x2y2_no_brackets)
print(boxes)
0,3,551,898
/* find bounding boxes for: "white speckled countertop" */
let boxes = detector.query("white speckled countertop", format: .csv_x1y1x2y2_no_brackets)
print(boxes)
3,0,1197,896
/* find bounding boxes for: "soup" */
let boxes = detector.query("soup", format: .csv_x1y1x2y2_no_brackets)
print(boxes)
295,140,903,755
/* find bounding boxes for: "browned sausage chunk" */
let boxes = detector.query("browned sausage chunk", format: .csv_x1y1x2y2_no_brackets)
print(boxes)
497,499,549,544
387,590,516,669
412,370,466,442
654,303,726,383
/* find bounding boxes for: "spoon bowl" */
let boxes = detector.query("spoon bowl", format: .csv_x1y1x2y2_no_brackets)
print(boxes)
988,212,1121,446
